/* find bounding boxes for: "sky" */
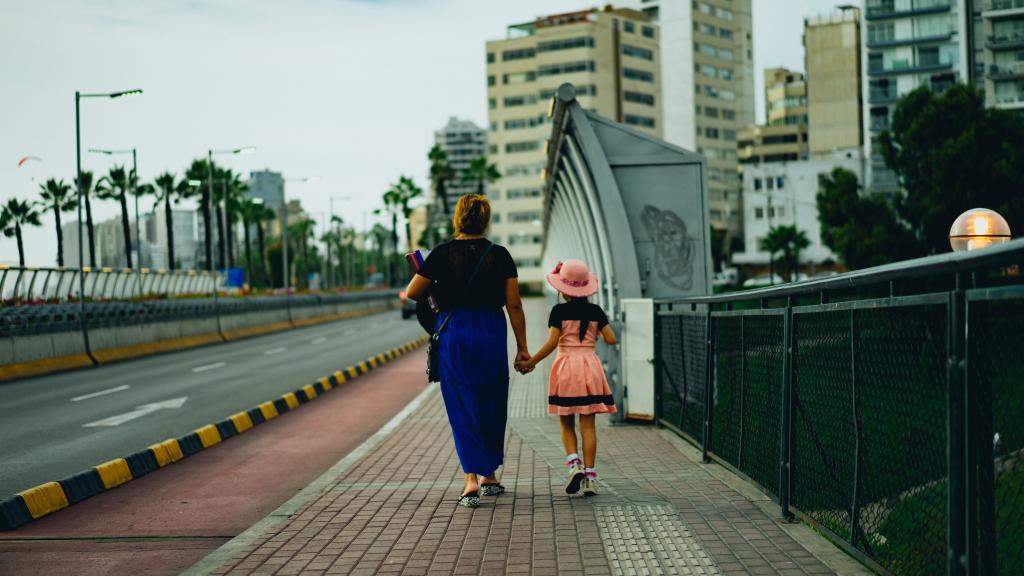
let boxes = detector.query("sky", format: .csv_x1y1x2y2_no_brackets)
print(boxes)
0,0,847,266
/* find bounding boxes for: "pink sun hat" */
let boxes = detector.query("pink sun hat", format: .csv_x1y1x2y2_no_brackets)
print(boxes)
546,259,599,298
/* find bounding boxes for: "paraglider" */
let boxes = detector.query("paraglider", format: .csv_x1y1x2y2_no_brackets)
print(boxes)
17,156,42,167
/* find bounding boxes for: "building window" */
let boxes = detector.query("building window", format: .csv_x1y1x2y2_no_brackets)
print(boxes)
504,116,545,130
623,67,655,82
704,127,720,139
509,211,541,223
540,84,596,98
514,258,543,268
538,61,596,76
490,121,497,132
505,141,540,153
754,178,762,190
718,47,735,61
698,43,717,57
506,188,542,199
492,213,500,224
719,89,736,101
505,163,544,177
755,207,764,219
503,71,536,85
487,75,495,87
508,234,543,245
623,44,654,61
642,26,655,39
722,109,736,120
722,129,736,141
502,48,535,61
719,28,733,40
766,177,775,190
719,67,734,80
487,52,495,64
488,98,496,110
625,114,656,128
704,106,719,117
537,36,595,52
504,94,538,107
488,144,498,155
624,91,655,105
624,21,635,33
696,22,716,36
776,177,785,189
700,63,717,78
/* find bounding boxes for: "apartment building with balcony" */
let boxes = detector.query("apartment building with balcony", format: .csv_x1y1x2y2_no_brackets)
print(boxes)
862,0,971,193
486,7,661,284
979,0,1024,110
433,117,488,214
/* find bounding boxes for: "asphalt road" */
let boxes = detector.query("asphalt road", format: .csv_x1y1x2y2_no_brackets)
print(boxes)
0,309,424,497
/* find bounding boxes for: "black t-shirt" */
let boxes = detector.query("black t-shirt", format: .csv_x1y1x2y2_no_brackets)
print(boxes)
548,299,609,341
418,239,517,311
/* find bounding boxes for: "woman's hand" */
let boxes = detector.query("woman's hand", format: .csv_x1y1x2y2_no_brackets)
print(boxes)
514,350,534,374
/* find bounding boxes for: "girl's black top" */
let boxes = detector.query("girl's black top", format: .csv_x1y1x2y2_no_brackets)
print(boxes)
418,239,518,311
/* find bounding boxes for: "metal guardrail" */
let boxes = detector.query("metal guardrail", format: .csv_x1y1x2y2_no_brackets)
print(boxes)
654,238,1024,575
0,266,218,304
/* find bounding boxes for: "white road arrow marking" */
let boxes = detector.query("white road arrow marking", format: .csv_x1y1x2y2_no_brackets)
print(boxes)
83,396,189,427
193,361,226,373
71,385,131,402
264,347,287,355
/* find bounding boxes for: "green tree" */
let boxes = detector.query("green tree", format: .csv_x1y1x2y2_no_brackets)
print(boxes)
237,198,268,286
77,170,98,268
184,159,215,270
253,203,276,286
0,198,42,267
816,167,922,270
128,168,156,267
429,144,456,215
37,179,76,267
152,172,184,270
879,83,1024,253
462,155,501,195
709,226,726,272
759,224,809,283
96,165,134,268
289,218,317,289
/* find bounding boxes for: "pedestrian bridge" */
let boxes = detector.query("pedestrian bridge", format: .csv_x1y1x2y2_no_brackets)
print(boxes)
541,83,1024,576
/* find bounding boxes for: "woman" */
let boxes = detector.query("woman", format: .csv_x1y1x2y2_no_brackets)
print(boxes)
406,194,530,508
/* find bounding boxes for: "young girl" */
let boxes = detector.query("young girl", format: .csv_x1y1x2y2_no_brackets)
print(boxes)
516,259,617,496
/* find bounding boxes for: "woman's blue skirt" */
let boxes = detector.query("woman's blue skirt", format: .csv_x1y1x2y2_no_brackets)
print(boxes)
437,307,508,477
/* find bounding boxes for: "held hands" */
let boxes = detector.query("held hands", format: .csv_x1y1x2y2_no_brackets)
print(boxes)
514,350,535,374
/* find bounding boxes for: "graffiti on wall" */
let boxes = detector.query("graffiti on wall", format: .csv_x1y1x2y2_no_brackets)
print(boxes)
641,205,696,292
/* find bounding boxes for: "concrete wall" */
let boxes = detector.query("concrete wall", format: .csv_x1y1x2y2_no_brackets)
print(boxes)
0,293,399,382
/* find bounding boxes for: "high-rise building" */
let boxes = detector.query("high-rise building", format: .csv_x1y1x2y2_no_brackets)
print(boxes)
862,0,972,194
624,0,756,242
805,8,864,158
486,6,662,283
434,117,487,214
738,68,809,165
977,0,1024,111
140,210,199,270
247,170,285,210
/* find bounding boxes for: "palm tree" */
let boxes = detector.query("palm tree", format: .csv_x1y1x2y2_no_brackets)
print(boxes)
760,224,810,283
0,198,42,267
289,218,317,289
37,179,76,267
153,172,180,270
428,144,456,215
185,159,214,270
462,155,501,195
78,170,98,268
96,165,133,268
369,222,391,285
237,198,265,286
253,203,276,286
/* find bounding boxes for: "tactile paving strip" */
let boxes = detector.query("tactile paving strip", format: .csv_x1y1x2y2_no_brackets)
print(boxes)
595,504,722,576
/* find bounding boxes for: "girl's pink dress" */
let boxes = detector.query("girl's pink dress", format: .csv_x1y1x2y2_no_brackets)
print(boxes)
547,302,617,416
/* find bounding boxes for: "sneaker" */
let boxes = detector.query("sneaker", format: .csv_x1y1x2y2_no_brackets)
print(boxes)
566,461,585,494
582,478,598,497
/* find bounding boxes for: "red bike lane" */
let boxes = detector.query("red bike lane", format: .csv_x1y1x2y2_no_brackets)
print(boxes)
0,352,429,576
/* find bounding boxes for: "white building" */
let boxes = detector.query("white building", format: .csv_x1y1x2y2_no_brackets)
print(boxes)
141,209,199,270
732,154,864,269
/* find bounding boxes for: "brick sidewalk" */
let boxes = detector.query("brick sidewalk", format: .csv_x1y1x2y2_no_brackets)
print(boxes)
192,357,866,575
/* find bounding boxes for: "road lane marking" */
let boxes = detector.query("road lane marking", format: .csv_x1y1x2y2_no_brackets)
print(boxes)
264,347,287,355
70,385,131,402
83,396,189,427
193,362,227,373
311,337,327,345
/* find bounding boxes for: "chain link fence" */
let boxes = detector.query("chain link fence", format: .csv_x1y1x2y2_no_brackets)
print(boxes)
655,246,1024,575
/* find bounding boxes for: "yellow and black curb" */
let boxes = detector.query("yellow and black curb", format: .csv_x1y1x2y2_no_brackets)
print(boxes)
0,335,429,531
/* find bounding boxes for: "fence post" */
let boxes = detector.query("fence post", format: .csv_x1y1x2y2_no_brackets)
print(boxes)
850,308,862,548
948,273,968,575
702,305,714,463
654,307,662,425
779,296,795,520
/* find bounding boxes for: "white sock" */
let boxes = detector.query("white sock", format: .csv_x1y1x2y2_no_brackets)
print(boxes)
566,453,580,466
585,468,596,479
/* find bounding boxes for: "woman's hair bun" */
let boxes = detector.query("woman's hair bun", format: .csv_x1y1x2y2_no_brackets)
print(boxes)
453,194,491,236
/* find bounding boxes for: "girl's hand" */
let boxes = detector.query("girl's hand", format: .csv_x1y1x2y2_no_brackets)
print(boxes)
514,352,534,374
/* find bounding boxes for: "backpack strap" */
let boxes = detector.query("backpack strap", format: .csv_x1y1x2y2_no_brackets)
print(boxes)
433,242,494,339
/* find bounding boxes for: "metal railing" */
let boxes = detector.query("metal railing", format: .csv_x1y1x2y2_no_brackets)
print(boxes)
0,266,218,304
654,238,1024,575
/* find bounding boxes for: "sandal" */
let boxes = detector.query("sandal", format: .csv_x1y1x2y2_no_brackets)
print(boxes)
457,491,480,508
480,483,505,496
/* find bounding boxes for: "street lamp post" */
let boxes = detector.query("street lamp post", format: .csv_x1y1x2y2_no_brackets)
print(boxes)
207,146,255,271
89,148,140,268
75,88,142,360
